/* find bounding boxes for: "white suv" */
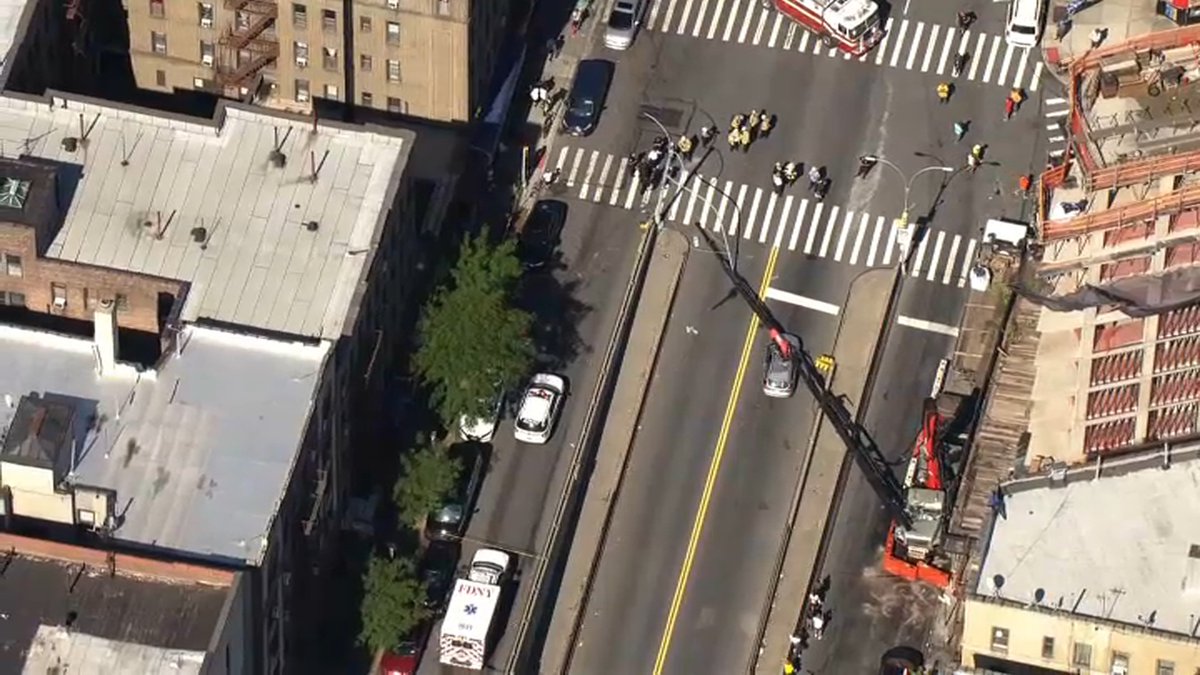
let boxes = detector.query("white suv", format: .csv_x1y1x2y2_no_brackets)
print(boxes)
513,373,566,444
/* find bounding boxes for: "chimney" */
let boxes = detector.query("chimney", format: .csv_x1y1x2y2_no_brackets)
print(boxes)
93,299,119,376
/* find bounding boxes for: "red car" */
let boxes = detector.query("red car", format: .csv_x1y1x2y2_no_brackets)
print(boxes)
378,623,430,675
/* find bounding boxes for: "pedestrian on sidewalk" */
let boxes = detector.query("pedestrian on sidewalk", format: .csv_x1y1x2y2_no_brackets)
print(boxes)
1090,27,1106,50
808,592,823,608
953,120,968,142
1017,173,1032,196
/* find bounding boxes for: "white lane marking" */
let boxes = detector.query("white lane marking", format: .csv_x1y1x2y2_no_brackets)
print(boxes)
743,187,764,240
910,232,929,277
594,154,614,202
609,158,628,206
797,28,810,52
957,238,977,287
897,316,959,337
866,215,885,266
659,0,680,33
624,172,641,209
1046,108,1070,118
682,173,701,223
1029,60,1044,91
691,0,712,36
942,234,961,285
721,0,743,41
936,26,955,74
1045,97,1067,105
768,14,783,48
813,32,825,54
883,220,898,265
649,0,666,31
849,212,869,264
730,183,748,236
766,287,841,315
969,33,986,80
875,17,894,66
668,171,689,220
752,8,769,45
818,205,840,258
673,0,693,34
833,209,854,261
788,198,808,251
567,148,586,188
737,0,756,43
996,43,1015,87
1012,48,1030,90
905,21,925,70
889,20,909,68
578,150,600,200
925,230,946,282
956,29,970,54
921,24,940,72
758,191,778,244
774,195,793,249
783,23,797,49
714,179,733,233
555,145,569,172
698,178,716,228
981,36,1001,83
804,202,823,254
704,0,726,38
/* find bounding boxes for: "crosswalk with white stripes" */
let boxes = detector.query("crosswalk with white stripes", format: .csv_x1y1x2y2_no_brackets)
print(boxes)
641,2,1044,92
553,145,980,288
1043,95,1070,159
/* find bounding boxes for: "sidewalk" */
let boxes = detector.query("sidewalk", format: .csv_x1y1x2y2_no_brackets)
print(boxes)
539,229,690,675
1041,0,1173,85
753,268,900,675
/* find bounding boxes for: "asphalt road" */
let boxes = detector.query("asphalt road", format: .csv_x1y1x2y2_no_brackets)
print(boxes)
550,0,1053,671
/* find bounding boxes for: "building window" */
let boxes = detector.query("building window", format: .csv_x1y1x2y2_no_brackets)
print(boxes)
155,69,166,86
322,9,336,31
386,96,403,113
1040,637,1054,659
386,21,400,45
235,9,249,29
324,84,339,100
323,46,337,70
3,254,21,277
198,1,213,26
989,627,1008,654
359,54,372,71
0,291,26,307
359,16,371,32
295,79,310,102
193,77,208,89
151,31,168,54
294,41,308,66
51,283,67,309
361,92,372,106
292,3,306,29
386,59,400,82
200,40,215,65
149,0,164,18
1158,660,1175,675
437,0,450,15
1111,653,1130,674
1073,643,1092,668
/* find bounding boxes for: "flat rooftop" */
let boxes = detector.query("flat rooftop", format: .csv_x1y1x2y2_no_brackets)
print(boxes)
977,448,1200,636
0,543,229,674
0,92,410,340
0,322,329,565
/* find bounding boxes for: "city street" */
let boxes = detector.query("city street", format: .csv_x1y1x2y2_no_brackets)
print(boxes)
543,0,1051,671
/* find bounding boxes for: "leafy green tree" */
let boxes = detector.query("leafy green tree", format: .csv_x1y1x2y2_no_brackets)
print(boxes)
358,554,430,654
414,233,534,427
394,440,462,526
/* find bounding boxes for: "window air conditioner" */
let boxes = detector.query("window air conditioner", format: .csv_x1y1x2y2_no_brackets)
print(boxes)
386,0,398,9
200,16,213,27
52,295,66,309
296,56,308,67
202,54,214,66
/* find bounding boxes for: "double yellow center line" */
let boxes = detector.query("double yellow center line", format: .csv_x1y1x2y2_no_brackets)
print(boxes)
651,244,782,675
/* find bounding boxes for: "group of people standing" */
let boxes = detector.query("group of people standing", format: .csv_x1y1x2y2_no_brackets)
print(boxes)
727,109,775,152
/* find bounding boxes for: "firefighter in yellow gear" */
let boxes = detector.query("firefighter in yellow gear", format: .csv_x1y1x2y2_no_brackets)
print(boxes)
937,82,951,103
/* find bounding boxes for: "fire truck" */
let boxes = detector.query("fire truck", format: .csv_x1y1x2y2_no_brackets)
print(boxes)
772,0,884,56
881,361,967,589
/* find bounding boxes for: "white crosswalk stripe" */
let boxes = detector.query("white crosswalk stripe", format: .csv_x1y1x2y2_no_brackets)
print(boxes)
548,145,978,287
636,1,1044,89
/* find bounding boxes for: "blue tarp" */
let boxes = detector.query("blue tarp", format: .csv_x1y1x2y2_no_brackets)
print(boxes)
470,40,527,163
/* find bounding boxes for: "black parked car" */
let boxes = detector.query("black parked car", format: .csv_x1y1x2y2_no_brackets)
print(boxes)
419,540,460,612
562,59,615,137
425,442,487,541
519,200,568,269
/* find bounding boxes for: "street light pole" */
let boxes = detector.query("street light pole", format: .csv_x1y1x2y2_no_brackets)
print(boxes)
864,155,955,271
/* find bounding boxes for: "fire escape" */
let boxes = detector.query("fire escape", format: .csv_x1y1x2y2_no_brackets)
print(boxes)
216,0,278,99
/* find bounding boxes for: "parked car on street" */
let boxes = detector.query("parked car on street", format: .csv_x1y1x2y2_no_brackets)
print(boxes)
420,540,460,612
425,443,486,540
762,333,801,398
458,390,504,442
562,59,614,137
518,200,568,269
604,0,645,50
513,373,567,444
378,621,431,675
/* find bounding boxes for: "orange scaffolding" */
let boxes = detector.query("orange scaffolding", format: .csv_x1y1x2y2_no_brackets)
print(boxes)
1086,149,1200,192
1042,181,1200,240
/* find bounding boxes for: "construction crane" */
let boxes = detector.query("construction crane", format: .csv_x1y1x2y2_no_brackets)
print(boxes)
695,225,911,529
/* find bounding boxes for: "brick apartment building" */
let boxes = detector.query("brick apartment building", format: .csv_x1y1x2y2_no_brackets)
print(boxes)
122,0,513,122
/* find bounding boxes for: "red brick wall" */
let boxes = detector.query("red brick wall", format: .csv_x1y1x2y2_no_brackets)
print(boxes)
0,531,234,587
0,223,185,334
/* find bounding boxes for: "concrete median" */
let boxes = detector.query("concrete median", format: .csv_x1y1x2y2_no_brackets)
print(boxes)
539,228,690,675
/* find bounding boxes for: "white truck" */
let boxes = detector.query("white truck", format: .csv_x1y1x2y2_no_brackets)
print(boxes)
438,548,510,670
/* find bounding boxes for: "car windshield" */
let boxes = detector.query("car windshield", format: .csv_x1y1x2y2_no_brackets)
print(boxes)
1012,24,1036,34
568,97,595,118
608,8,634,29
518,415,548,432
432,504,464,524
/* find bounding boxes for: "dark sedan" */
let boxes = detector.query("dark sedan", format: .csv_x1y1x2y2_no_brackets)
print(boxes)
519,200,568,269
419,540,460,612
562,59,614,137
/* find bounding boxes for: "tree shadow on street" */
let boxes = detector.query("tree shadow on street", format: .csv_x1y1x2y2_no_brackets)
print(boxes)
517,259,592,372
